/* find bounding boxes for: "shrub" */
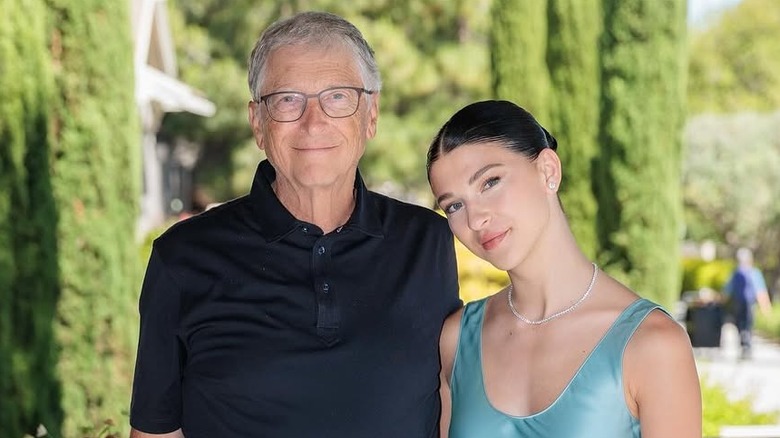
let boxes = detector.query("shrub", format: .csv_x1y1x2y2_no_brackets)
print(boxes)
681,257,734,294
701,378,778,436
755,303,780,341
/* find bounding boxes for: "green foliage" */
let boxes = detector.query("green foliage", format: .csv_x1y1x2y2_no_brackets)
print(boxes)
755,303,780,341
701,378,779,437
680,258,734,293
683,1,780,292
546,0,601,259
490,0,551,125
688,0,780,113
0,0,61,436
163,3,254,201
26,418,121,438
683,113,780,266
45,0,141,435
595,0,687,309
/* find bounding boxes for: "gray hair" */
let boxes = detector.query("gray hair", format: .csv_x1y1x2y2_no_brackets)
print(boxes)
247,11,382,101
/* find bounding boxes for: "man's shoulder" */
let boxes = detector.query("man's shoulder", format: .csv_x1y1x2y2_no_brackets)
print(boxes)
154,195,250,250
749,267,767,284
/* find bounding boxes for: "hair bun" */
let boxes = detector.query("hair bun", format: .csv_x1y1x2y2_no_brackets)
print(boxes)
541,127,558,151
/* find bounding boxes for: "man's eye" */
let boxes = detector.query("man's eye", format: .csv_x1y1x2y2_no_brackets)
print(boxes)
279,94,300,104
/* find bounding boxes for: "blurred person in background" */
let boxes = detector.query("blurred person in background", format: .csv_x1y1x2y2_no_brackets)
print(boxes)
128,11,460,438
724,247,772,360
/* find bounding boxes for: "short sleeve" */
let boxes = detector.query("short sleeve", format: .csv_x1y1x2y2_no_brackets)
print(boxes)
751,268,767,291
129,245,183,433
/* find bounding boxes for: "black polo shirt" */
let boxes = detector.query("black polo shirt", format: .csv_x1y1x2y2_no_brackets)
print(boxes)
130,160,461,438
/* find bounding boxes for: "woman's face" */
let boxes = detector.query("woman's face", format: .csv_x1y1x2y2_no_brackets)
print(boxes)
429,142,557,270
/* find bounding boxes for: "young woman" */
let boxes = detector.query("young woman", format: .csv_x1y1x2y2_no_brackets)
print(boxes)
427,100,701,438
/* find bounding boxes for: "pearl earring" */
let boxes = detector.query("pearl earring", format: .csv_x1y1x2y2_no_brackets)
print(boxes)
548,181,557,190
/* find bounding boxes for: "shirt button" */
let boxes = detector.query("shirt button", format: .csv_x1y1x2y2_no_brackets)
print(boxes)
302,226,308,233
317,246,326,255
322,283,330,293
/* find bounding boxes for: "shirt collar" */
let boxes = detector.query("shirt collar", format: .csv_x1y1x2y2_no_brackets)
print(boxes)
249,159,384,241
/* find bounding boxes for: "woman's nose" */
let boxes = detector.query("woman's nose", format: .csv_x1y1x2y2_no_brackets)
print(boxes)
466,206,490,231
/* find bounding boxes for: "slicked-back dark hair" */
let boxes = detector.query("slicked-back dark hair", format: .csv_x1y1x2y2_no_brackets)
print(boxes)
426,100,557,179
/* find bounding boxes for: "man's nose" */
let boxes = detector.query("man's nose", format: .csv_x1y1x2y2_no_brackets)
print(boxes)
299,96,329,124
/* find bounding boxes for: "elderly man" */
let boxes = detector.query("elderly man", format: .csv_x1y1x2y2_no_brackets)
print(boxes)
129,11,461,438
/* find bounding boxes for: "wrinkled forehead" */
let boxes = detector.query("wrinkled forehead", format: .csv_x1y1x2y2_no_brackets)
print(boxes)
270,37,349,57
261,41,362,89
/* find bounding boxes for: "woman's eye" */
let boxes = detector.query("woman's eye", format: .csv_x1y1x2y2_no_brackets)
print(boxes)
444,202,463,215
483,176,500,190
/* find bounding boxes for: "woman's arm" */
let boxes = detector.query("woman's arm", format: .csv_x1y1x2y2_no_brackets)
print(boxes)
438,308,463,438
625,310,702,438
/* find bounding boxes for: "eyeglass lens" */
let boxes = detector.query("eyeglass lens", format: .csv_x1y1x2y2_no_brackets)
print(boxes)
264,87,363,122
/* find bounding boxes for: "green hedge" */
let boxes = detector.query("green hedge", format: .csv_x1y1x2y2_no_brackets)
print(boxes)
702,378,778,437
755,304,780,341
1,0,141,436
596,0,687,311
490,0,551,124
48,0,141,435
0,1,61,437
547,0,601,259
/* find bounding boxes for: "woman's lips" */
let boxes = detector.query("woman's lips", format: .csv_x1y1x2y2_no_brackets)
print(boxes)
480,230,508,251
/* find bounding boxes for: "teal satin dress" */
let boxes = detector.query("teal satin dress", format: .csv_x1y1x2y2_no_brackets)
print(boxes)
448,298,664,438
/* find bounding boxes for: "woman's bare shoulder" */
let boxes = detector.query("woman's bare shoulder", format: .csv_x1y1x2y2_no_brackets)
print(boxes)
440,305,465,382
624,300,698,395
441,306,465,343
624,304,701,437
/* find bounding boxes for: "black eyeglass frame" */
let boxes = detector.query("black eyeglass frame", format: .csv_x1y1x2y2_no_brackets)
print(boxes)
257,86,375,123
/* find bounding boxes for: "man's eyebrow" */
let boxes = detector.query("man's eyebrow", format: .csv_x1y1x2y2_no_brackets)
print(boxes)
435,163,504,206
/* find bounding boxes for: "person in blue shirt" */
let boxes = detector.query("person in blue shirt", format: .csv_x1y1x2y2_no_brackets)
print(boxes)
426,100,701,438
724,247,772,359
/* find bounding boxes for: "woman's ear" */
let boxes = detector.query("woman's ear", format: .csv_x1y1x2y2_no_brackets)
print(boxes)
537,148,562,192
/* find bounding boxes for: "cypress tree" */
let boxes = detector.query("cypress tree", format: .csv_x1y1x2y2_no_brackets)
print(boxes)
47,0,140,434
490,0,552,124
596,0,687,309
546,0,602,258
0,0,61,436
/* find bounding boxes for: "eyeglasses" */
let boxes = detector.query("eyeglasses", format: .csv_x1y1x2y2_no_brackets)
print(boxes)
258,86,375,123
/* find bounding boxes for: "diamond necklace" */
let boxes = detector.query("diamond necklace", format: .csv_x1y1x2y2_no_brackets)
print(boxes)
507,262,599,325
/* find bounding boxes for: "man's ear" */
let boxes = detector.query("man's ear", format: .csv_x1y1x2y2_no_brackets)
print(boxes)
365,92,380,139
537,148,562,191
248,101,265,151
